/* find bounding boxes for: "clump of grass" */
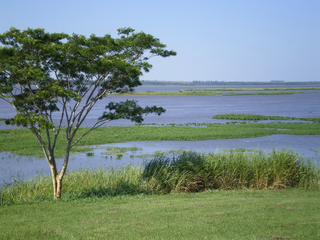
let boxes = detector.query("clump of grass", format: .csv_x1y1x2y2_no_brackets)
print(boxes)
1,150,319,205
0,166,146,205
142,150,320,193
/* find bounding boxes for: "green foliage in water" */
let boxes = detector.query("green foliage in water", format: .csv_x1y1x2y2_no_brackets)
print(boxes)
100,146,142,155
212,113,320,122
0,122,319,158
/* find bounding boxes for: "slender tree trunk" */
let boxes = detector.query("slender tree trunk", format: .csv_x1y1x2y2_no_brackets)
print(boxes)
49,163,62,200
48,145,71,200
54,175,63,200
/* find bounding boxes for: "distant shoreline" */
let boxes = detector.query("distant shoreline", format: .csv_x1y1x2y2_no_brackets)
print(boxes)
141,80,320,86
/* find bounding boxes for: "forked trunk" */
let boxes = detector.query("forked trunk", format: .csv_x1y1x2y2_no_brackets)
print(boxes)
50,165,63,200
53,174,63,200
49,147,70,200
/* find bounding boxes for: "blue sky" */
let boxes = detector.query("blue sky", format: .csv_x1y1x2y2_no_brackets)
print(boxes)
1,0,319,82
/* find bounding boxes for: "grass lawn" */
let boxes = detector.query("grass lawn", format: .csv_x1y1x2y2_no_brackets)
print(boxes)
1,189,319,239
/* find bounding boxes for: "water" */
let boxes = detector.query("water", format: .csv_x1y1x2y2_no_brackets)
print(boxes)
1,85,319,185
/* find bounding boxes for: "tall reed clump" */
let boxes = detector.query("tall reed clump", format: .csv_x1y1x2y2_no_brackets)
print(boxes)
142,150,320,193
1,150,319,205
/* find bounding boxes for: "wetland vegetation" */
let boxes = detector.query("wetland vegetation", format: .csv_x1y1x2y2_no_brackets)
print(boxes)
1,148,320,238
212,114,320,122
0,121,319,157
1,90,320,238
1,150,319,205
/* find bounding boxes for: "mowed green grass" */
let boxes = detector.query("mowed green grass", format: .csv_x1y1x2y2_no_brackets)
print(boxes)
1,189,319,239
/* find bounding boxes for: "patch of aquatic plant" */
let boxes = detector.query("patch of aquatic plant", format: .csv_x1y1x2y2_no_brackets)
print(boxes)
224,148,252,153
155,122,214,127
135,123,161,126
135,154,154,158
212,114,320,122
181,87,320,91
135,150,191,159
224,121,248,125
86,152,94,156
101,146,142,155
142,150,320,193
153,150,191,157
222,91,303,96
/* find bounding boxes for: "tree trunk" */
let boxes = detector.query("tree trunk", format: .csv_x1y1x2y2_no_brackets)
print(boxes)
49,147,70,200
49,162,63,200
53,174,63,200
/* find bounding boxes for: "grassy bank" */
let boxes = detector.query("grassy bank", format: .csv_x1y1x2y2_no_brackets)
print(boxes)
0,121,319,157
1,189,320,239
1,149,319,239
1,150,319,205
1,150,320,239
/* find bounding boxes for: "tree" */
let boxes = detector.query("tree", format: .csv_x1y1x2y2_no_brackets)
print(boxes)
0,27,176,199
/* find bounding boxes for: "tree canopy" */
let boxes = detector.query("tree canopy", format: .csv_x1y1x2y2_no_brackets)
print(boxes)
0,27,176,199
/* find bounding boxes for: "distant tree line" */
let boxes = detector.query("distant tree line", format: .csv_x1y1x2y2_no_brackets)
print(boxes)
141,80,320,86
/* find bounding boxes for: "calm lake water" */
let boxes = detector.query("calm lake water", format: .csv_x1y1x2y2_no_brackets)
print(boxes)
1,84,319,185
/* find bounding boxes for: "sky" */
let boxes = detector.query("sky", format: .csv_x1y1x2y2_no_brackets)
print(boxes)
1,0,319,82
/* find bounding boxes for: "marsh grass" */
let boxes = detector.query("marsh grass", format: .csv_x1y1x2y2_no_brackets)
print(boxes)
212,113,320,122
223,91,302,95
0,166,145,205
1,150,319,205
142,150,320,193
1,122,319,158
